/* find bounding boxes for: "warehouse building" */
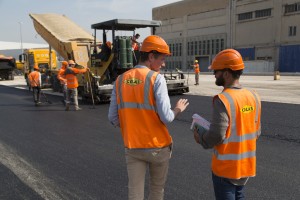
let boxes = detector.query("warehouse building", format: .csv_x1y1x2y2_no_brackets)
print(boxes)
153,0,300,72
0,41,48,60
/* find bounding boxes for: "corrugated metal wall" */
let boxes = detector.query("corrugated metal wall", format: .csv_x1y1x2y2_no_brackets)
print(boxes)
235,48,255,61
279,45,300,72
243,60,274,73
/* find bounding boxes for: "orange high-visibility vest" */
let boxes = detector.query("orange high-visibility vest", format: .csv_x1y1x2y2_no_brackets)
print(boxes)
57,66,67,85
194,64,200,73
28,71,41,87
212,88,261,179
131,36,139,50
115,67,172,149
64,67,87,89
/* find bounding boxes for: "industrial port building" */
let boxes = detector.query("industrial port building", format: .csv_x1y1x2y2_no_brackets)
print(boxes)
153,0,300,72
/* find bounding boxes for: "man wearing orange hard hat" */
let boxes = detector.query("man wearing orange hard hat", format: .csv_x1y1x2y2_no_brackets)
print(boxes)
194,49,262,199
57,61,68,105
193,59,200,85
28,64,42,106
58,60,88,111
108,35,189,200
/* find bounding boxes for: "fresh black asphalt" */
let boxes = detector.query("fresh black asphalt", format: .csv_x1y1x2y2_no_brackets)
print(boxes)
0,85,299,199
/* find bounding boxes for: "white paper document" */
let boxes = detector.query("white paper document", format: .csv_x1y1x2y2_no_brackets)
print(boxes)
190,113,211,134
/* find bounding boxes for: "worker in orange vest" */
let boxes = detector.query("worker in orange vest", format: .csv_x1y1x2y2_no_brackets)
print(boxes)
193,59,200,85
59,60,87,111
28,64,42,106
57,61,68,105
108,35,189,200
131,33,140,51
193,49,261,199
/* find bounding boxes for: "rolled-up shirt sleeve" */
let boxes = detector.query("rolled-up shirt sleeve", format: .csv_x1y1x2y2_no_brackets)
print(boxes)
154,74,175,124
199,97,229,149
108,82,120,127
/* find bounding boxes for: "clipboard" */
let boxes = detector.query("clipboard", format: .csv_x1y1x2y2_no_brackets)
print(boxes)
190,113,210,134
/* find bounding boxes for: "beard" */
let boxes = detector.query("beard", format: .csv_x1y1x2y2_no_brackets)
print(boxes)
215,75,225,86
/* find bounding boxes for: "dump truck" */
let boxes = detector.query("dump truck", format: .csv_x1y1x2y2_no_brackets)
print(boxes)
19,48,57,88
29,13,189,103
0,55,16,80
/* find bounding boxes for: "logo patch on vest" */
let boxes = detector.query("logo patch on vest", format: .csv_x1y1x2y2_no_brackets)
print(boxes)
124,78,143,86
240,105,254,113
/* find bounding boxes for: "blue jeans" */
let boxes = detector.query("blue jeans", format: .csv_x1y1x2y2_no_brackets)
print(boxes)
212,172,245,200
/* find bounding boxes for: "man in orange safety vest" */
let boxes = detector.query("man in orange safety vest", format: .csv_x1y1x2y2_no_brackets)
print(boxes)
28,64,42,106
57,61,68,105
193,59,200,85
193,49,261,200
58,60,87,111
108,35,189,200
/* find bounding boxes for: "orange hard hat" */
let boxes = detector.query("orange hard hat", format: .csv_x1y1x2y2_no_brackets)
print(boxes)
62,61,68,66
61,61,68,69
34,64,39,70
209,49,244,71
140,35,171,55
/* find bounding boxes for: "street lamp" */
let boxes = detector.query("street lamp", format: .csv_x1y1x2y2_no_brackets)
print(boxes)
18,22,23,54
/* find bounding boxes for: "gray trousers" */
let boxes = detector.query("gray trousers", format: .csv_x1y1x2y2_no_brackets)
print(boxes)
195,73,199,84
61,84,67,101
125,145,172,200
66,88,79,109
32,87,41,103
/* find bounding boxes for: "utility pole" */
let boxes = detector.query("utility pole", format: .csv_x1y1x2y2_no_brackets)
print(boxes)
18,22,23,54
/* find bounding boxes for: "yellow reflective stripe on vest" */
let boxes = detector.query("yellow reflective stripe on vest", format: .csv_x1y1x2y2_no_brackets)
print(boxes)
117,70,156,111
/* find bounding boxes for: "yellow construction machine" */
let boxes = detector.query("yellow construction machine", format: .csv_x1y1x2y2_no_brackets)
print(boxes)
29,13,189,103
19,48,57,88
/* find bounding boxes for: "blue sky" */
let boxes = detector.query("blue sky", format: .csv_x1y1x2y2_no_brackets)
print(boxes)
0,0,181,45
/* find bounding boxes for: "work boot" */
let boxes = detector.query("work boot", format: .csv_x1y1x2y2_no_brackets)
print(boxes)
65,103,70,111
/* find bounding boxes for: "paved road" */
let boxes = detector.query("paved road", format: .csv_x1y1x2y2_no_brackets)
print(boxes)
0,82,299,199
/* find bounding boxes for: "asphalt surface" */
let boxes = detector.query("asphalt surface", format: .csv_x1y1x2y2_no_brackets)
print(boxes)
0,78,300,200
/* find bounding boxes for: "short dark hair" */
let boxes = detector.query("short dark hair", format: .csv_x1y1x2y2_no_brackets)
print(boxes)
139,51,160,62
224,68,243,79
135,33,140,37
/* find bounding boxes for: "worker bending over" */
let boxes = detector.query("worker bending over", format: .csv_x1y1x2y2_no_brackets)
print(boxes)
108,35,189,200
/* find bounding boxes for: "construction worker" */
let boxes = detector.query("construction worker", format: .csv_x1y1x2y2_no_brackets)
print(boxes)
57,61,68,105
28,64,42,106
59,60,87,111
108,35,189,200
193,59,200,85
131,33,140,51
193,49,261,200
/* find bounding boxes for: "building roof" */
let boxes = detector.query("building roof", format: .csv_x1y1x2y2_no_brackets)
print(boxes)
91,19,161,31
0,41,49,50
